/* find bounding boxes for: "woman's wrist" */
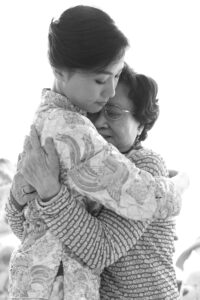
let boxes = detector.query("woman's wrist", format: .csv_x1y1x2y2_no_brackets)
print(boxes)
10,191,26,211
35,184,69,211
38,181,61,202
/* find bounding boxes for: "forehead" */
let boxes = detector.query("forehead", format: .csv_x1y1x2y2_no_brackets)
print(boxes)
75,56,125,79
93,56,125,77
102,56,124,73
109,82,133,110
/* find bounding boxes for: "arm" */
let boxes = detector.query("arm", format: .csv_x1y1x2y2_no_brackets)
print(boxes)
9,162,151,271
27,148,174,271
22,110,186,220
5,160,36,240
8,132,151,270
35,185,151,271
5,191,25,241
32,149,169,270
127,148,169,177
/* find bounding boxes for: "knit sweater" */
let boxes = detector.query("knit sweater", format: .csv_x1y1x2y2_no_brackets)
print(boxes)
6,89,181,299
40,148,180,299
100,150,179,299
7,148,179,299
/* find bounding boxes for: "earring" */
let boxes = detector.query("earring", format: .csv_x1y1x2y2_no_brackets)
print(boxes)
134,135,140,148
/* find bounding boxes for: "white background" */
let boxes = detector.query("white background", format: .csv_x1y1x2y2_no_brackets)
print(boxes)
0,0,200,276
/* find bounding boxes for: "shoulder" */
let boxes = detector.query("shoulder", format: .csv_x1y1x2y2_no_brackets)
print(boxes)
36,89,95,131
36,106,96,137
127,147,168,177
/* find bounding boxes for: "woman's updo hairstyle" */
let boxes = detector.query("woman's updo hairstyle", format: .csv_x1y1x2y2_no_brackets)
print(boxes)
48,5,129,72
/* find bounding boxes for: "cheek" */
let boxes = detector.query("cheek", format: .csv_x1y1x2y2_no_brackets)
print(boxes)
108,122,136,153
119,122,138,146
111,124,128,146
82,87,101,104
69,79,99,102
81,79,101,98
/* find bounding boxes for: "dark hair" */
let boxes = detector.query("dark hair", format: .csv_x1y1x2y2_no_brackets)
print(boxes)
48,5,129,72
119,64,159,142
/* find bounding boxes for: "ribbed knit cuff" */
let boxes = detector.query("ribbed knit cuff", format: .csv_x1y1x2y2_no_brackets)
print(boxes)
7,191,25,214
35,184,72,215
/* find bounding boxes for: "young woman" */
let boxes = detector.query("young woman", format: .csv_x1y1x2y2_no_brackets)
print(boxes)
6,5,188,300
15,64,182,299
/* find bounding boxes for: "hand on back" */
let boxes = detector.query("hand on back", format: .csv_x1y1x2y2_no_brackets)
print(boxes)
20,126,61,200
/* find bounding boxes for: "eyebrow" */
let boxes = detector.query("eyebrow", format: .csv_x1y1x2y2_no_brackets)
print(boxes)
97,69,123,76
96,70,113,75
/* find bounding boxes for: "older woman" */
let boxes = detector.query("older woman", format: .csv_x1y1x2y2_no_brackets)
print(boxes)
7,64,185,299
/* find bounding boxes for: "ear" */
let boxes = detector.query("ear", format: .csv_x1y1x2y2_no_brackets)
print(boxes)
138,124,144,135
53,68,69,83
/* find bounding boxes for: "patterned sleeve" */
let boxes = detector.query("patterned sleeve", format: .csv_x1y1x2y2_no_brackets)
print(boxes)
33,149,169,271
37,109,181,220
36,184,151,271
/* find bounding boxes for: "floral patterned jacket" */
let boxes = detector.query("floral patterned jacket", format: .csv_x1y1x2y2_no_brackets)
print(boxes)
6,89,182,300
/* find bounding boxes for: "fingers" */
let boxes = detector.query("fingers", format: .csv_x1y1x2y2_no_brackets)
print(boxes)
24,136,32,152
17,152,23,170
44,137,57,157
171,171,190,195
22,184,35,194
44,137,60,179
30,125,41,150
17,153,22,162
11,172,36,206
49,276,64,300
168,169,178,178
22,192,37,204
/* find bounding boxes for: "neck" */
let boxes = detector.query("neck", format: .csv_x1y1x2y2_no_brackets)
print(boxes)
52,79,71,101
52,80,59,94
121,142,142,154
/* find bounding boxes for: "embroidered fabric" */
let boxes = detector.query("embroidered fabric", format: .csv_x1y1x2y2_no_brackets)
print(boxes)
8,89,182,299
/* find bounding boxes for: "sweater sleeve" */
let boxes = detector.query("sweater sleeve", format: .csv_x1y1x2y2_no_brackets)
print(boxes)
127,148,169,177
36,184,151,271
5,191,25,241
36,109,181,220
33,149,173,271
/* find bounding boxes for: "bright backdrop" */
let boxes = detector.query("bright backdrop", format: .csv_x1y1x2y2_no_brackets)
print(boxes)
0,0,200,276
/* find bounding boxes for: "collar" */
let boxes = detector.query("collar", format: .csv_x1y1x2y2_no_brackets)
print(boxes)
41,88,87,117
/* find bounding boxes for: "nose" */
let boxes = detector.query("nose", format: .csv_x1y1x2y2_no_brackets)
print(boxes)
92,109,108,129
102,78,116,99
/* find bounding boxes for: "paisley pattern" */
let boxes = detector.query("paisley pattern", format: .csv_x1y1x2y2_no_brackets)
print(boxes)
35,89,181,220
7,89,182,299
8,197,100,300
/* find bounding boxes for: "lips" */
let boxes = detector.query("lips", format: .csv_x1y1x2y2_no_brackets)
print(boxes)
96,99,109,105
103,136,113,144
96,102,107,107
97,130,112,139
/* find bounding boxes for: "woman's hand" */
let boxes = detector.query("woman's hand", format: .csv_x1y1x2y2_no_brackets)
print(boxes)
20,126,61,200
168,169,178,178
49,276,64,300
11,171,36,207
170,171,190,195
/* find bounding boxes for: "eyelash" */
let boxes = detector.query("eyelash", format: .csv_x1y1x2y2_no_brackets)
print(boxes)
95,74,121,85
95,80,106,85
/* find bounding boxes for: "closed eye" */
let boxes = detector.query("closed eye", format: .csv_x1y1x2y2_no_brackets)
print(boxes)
95,80,106,85
95,70,122,85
